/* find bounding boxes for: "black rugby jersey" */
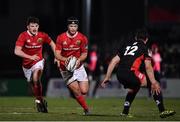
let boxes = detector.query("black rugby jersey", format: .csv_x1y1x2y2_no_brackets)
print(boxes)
117,39,151,71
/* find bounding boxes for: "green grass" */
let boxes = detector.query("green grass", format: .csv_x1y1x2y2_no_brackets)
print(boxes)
0,97,179,121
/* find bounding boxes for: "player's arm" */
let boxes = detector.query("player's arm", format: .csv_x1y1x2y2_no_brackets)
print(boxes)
75,52,87,68
55,49,67,61
101,55,120,88
49,40,60,65
49,40,56,55
78,52,87,62
145,59,161,94
77,36,88,67
14,46,40,61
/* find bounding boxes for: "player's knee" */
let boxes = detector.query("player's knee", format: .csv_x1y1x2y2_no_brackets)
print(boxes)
81,88,88,95
32,77,41,83
81,91,88,95
128,87,140,93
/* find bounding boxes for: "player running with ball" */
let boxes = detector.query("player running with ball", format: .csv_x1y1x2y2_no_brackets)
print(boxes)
55,17,90,115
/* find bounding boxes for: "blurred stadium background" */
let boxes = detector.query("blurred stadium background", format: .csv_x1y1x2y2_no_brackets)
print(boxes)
0,0,180,118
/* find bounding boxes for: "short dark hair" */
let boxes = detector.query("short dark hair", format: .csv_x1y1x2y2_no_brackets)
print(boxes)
26,16,39,25
67,16,79,25
135,28,149,40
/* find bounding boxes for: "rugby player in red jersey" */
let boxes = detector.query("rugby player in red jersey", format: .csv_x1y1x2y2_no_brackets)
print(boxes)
101,28,176,118
14,16,56,113
55,17,90,115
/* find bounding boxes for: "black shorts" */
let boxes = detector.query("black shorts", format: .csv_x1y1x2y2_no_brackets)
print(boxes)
116,70,141,89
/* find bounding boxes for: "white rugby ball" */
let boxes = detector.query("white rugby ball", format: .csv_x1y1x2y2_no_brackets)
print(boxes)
65,56,77,72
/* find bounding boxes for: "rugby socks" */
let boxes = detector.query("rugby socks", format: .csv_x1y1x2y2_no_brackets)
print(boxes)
122,88,140,114
153,92,165,112
75,95,89,111
32,82,43,101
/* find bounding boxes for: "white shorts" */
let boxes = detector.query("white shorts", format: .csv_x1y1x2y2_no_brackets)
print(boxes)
60,65,88,85
22,59,44,82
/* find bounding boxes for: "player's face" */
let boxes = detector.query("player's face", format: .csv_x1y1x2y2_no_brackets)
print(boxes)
67,24,78,35
27,23,39,35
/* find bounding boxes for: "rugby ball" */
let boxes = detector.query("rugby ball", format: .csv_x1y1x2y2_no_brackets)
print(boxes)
65,56,77,72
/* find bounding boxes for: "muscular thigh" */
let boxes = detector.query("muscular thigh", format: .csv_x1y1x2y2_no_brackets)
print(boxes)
32,69,43,82
79,81,89,94
68,81,81,96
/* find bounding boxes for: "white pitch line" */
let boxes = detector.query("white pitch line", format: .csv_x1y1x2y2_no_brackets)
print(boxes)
0,112,35,115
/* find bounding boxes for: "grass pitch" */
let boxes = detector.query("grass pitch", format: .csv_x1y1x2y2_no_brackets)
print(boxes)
0,97,179,121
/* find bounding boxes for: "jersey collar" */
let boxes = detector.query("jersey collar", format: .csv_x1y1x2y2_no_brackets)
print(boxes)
27,30,38,36
66,31,78,38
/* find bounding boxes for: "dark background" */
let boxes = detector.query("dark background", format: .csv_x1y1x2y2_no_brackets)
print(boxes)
0,0,180,79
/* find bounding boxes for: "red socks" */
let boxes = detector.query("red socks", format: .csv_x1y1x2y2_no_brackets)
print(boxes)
32,83,43,101
75,95,89,110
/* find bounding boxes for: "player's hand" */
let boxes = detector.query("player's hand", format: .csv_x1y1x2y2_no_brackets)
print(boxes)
75,58,81,68
65,56,72,66
151,82,161,95
101,78,109,88
30,54,40,61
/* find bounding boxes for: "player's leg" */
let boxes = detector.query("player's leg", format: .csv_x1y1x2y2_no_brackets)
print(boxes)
75,65,90,115
68,81,89,114
150,85,176,118
79,81,89,96
32,69,48,113
78,81,91,115
117,70,142,116
146,73,175,118
152,88,176,118
32,69,43,101
121,87,140,116
32,59,47,113
22,66,45,113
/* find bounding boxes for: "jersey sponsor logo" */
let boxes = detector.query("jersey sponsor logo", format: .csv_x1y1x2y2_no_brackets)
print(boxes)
25,45,42,49
37,38,43,43
63,47,80,51
76,40,81,46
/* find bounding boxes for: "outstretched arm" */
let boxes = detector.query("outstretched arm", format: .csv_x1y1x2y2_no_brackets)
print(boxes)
101,55,120,88
145,59,161,95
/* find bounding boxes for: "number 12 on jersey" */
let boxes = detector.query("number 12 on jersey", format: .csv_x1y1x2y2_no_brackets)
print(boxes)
124,45,138,56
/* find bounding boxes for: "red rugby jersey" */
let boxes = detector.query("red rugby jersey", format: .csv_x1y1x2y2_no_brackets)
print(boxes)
15,31,52,68
56,31,88,70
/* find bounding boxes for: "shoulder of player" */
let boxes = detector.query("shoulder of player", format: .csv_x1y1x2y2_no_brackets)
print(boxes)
57,32,66,38
20,31,28,36
17,31,28,39
77,32,88,41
